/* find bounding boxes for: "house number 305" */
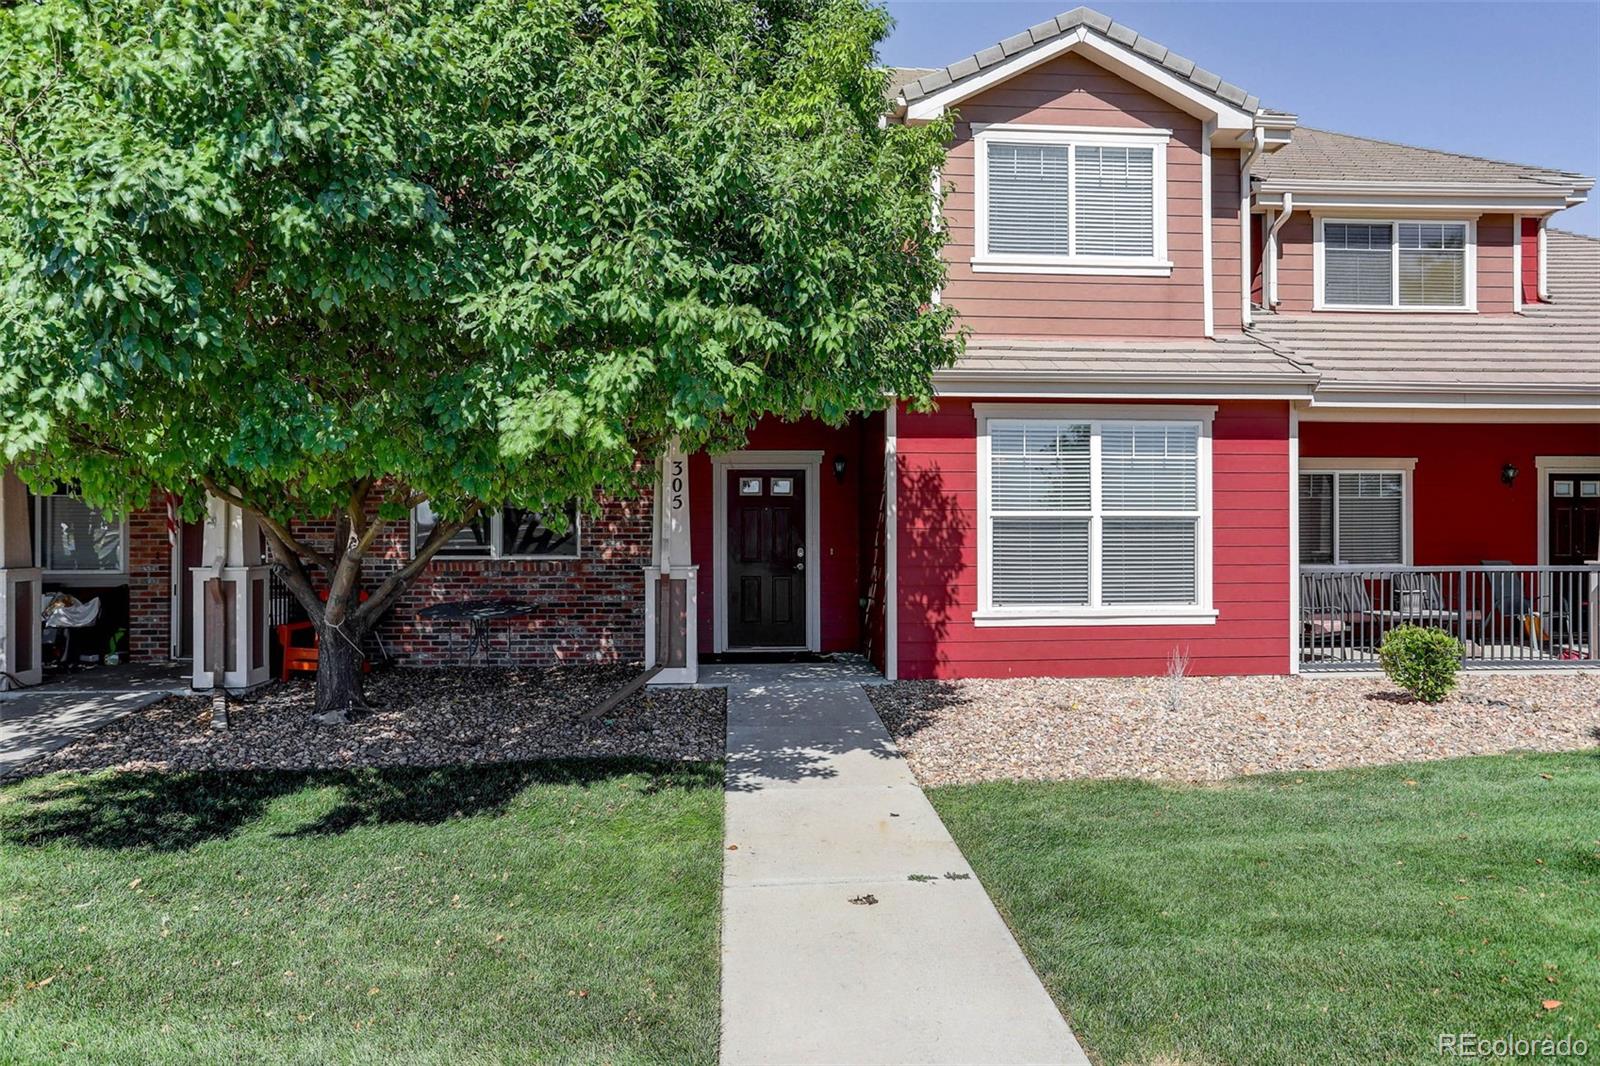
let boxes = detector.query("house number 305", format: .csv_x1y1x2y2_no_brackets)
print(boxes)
670,460,685,510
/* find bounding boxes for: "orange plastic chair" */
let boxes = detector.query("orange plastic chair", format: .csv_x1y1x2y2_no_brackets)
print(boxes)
275,589,372,682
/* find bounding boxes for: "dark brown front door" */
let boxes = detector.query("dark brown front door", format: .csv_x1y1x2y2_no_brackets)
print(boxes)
1549,473,1600,565
727,469,807,649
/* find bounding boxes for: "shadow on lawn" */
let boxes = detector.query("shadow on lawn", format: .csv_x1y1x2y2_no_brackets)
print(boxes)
0,759,722,853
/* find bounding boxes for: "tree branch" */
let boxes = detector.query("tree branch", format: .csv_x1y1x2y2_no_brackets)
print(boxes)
261,523,325,626
355,501,481,627
200,475,334,572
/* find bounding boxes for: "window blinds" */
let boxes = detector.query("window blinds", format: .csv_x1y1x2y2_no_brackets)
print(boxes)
1073,145,1156,257
1323,222,1394,306
1398,223,1466,307
1297,473,1335,565
989,420,1201,610
986,143,1071,256
1336,472,1404,564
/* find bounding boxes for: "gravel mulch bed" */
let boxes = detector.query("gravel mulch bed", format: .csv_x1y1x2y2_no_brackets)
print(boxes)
15,666,725,779
868,672,1600,786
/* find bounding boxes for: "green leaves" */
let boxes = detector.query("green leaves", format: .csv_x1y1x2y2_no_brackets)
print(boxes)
0,0,959,529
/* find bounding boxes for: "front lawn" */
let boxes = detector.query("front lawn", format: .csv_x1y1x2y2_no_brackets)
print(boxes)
0,760,723,1065
931,752,1600,1066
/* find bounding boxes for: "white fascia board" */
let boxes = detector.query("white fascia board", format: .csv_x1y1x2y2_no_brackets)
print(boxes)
1299,404,1600,423
905,28,1253,133
933,374,1319,401
1254,187,1579,212
1306,388,1600,413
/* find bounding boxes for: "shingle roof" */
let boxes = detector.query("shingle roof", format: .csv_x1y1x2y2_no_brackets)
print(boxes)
1248,230,1600,398
895,6,1261,114
1254,127,1594,192
935,335,1317,393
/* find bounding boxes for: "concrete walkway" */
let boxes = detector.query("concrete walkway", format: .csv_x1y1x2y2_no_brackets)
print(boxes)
0,664,187,779
712,662,1088,1066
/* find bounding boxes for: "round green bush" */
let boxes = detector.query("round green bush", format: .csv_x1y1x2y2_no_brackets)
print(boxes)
1378,625,1464,703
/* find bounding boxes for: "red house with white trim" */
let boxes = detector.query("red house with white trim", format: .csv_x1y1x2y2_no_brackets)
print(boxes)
2,6,1595,689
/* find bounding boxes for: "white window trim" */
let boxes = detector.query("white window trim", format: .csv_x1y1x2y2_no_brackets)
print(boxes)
1298,457,1416,569
971,124,1172,277
1313,217,1477,312
973,403,1216,627
410,504,582,562
34,494,128,581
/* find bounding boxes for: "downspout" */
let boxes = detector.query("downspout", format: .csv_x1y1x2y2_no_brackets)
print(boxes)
1239,127,1265,327
1265,191,1294,309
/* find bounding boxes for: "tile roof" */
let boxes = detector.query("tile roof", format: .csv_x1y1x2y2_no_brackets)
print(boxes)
1254,127,1594,192
894,6,1261,114
935,335,1316,393
1248,230,1600,398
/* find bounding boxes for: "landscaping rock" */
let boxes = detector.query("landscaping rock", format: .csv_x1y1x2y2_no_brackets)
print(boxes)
868,672,1600,785
18,666,725,777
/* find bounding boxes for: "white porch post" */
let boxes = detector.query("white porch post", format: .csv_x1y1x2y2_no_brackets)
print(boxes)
645,440,698,685
0,469,43,689
190,496,272,692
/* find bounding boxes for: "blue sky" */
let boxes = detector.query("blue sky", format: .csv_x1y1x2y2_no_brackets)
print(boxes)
880,2,1600,235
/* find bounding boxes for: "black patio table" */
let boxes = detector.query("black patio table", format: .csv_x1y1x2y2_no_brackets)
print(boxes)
417,599,537,666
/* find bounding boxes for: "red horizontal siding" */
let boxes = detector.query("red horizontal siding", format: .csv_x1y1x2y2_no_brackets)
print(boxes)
1301,421,1600,565
894,398,1293,679
1521,216,1542,304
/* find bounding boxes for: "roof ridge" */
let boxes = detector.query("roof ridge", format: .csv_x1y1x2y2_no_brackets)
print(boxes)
1294,126,1589,184
896,6,1262,114
1548,228,1600,245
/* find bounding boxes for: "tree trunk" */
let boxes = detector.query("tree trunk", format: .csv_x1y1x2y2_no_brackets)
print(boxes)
312,620,369,724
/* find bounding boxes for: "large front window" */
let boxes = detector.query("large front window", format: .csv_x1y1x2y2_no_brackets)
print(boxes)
36,493,124,574
974,126,1169,275
977,407,1214,625
1320,220,1472,309
1298,462,1413,566
412,501,580,560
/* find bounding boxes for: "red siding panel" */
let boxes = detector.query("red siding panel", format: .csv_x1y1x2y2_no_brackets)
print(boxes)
1301,421,1600,564
894,399,1293,679
1521,216,1542,304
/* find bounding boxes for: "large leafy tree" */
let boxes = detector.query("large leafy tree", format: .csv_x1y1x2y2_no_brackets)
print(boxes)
0,0,958,718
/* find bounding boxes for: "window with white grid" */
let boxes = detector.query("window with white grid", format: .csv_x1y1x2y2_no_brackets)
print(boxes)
980,410,1212,623
974,127,1169,275
1319,219,1472,309
1298,465,1411,566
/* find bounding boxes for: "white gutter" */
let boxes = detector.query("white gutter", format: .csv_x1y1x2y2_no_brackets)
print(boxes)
1201,119,1215,338
1239,127,1265,328
1264,192,1294,308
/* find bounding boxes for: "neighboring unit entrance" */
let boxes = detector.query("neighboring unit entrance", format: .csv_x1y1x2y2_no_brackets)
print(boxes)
725,469,807,649
1548,473,1600,565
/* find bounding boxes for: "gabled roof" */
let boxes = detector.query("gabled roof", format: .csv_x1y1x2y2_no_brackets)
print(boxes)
895,6,1262,115
1254,127,1594,196
1248,230,1600,405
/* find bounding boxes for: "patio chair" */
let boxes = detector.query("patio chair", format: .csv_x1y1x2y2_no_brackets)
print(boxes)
1300,572,1374,638
274,589,373,683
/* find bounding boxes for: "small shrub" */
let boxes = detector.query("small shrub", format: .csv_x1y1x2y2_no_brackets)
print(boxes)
1379,625,1463,703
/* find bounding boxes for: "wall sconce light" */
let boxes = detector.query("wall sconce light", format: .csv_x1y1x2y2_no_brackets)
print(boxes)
833,455,847,481
1501,463,1519,487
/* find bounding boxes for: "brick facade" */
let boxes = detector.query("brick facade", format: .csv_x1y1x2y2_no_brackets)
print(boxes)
127,499,173,662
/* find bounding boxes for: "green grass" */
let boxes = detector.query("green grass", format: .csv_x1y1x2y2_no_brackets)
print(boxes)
0,760,723,1065
930,752,1600,1066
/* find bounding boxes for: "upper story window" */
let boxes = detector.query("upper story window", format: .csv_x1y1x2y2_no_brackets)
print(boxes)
1318,220,1475,311
972,126,1171,277
34,493,125,576
412,501,580,560
974,404,1216,627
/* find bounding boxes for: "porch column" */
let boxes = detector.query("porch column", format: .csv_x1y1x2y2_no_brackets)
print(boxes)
0,469,43,689
190,496,271,692
645,440,698,685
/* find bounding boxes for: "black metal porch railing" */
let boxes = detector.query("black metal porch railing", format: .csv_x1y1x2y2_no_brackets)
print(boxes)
1300,565,1600,671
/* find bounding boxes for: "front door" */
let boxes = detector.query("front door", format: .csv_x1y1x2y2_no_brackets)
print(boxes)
1549,473,1600,565
726,469,807,649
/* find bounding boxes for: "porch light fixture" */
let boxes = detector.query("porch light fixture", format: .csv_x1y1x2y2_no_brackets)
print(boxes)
833,455,847,482
1501,463,1519,487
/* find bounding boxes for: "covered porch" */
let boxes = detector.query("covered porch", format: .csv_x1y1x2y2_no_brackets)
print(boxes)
1295,412,1599,670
